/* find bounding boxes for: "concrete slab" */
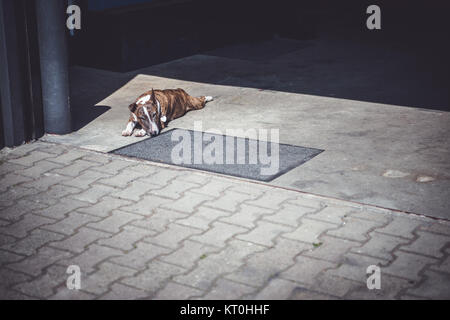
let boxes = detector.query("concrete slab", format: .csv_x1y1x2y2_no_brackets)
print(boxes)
43,37,450,219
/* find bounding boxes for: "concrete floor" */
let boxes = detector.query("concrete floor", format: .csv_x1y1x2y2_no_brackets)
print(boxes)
43,35,450,220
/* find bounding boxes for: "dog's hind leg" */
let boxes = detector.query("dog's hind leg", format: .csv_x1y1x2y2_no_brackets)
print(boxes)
188,96,214,111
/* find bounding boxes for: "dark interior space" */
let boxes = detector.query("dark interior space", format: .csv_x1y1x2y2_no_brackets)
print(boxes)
68,0,450,112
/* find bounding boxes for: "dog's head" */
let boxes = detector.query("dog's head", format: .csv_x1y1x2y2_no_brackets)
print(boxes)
129,89,162,136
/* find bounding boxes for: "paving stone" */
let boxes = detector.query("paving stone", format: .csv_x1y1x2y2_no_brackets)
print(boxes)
0,268,32,291
42,212,101,236
0,162,27,177
49,287,95,300
126,163,159,174
8,247,72,276
111,242,170,270
162,191,214,213
17,160,64,179
160,240,218,269
204,190,254,212
351,232,410,260
419,221,450,236
310,274,358,298
124,195,174,216
87,210,142,234
345,274,413,300
405,270,450,299
150,180,199,199
51,227,111,253
52,159,101,177
112,180,161,202
97,169,146,188
81,153,111,164
220,204,273,229
121,260,186,293
177,206,231,231
227,183,267,197
0,249,25,266
130,208,186,232
44,184,83,198
176,172,210,185
0,288,37,300
383,251,437,281
325,252,386,283
0,173,33,192
288,195,323,210
62,170,111,189
263,204,314,227
2,142,46,158
33,198,90,219
431,256,450,274
47,150,87,164
13,264,67,298
0,186,40,208
2,145,450,300
154,282,204,300
303,235,360,263
59,243,122,274
24,173,70,192
289,286,337,300
98,225,155,251
71,184,117,204
236,221,292,247
2,229,64,256
37,143,68,156
307,205,351,225
251,278,298,300
349,210,392,223
0,199,47,222
174,240,265,290
0,234,18,248
203,278,255,300
146,223,202,249
282,218,336,243
100,283,149,300
191,221,247,248
375,216,423,239
137,168,182,186
78,196,132,218
327,217,384,242
82,261,136,295
226,238,311,287
190,179,234,197
400,231,450,258
280,256,336,285
9,151,53,167
245,191,295,210
0,213,56,238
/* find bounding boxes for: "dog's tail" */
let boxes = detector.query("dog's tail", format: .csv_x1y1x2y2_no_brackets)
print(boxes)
204,96,214,102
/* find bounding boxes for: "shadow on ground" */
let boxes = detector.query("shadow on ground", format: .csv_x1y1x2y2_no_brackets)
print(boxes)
128,33,449,111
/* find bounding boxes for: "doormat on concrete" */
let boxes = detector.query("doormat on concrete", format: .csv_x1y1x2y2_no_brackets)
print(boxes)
111,129,323,182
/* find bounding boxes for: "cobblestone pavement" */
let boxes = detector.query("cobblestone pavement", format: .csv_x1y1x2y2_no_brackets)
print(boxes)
0,141,449,300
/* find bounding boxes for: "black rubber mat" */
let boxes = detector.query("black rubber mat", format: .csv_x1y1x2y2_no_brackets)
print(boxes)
111,129,323,182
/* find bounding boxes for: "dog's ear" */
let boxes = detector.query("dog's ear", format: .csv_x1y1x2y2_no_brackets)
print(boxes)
151,88,157,104
128,103,137,113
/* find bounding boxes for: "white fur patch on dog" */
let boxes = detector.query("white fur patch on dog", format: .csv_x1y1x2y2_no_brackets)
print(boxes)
134,129,147,137
137,95,151,105
205,96,214,102
122,121,136,136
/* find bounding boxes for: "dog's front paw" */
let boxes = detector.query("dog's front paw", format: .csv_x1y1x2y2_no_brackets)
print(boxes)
133,129,147,137
122,129,133,136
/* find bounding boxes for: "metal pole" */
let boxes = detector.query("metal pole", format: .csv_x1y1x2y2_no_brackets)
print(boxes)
35,0,72,134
